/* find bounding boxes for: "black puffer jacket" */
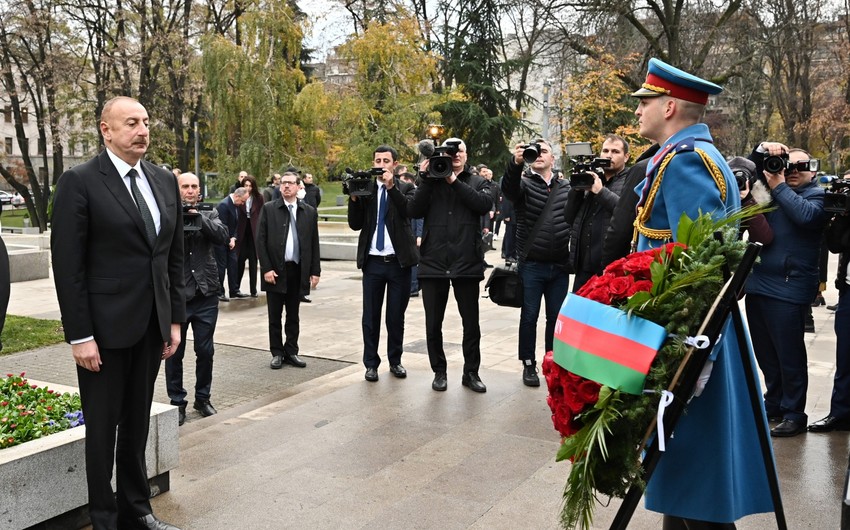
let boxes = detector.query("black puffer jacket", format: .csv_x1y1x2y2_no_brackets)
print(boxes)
500,160,571,266
408,168,493,279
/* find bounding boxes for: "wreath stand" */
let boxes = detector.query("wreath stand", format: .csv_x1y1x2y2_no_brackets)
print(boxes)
609,241,788,530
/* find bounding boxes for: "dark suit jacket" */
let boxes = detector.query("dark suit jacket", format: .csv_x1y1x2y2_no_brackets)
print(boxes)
347,179,419,268
256,198,321,294
51,150,186,349
236,194,264,252
216,195,239,242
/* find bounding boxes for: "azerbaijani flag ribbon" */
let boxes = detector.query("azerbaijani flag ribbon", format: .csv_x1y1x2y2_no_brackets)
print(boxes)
553,294,668,395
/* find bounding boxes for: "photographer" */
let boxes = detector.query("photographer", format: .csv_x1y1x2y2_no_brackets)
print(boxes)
810,171,850,432
565,134,630,291
744,142,828,437
347,146,419,382
501,138,571,387
166,173,229,425
408,138,493,393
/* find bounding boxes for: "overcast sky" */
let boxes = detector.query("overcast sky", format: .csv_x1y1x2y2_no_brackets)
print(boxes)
299,1,351,59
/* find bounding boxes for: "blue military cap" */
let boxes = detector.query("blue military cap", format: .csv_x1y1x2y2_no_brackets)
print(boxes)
631,58,723,105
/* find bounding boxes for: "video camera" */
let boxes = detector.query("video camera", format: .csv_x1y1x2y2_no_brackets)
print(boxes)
823,178,850,214
565,142,610,191
342,167,383,198
183,202,214,233
417,124,461,179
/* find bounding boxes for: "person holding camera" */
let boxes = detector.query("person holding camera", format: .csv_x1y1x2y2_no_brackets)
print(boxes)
165,172,229,425
565,134,630,291
215,186,248,301
500,138,571,387
409,138,493,393
347,145,419,382
744,142,828,437
810,179,850,432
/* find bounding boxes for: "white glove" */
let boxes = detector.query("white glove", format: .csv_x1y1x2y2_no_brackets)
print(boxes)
693,360,714,398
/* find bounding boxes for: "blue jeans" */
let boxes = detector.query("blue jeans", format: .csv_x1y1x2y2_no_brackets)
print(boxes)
518,261,570,362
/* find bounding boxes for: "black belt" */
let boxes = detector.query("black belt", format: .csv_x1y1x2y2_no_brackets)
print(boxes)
370,254,397,262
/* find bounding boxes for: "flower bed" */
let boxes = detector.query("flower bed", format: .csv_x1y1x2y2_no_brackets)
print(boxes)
1,372,84,448
0,379,180,529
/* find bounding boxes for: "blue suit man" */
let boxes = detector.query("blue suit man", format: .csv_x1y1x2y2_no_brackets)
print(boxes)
631,58,774,528
215,187,247,300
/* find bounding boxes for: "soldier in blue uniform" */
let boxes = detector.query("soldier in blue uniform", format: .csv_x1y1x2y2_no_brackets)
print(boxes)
631,58,775,529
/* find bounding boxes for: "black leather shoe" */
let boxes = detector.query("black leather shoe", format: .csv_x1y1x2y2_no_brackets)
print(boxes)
250,292,259,298
300,295,312,303
133,514,181,530
232,291,250,298
270,355,284,369
217,295,229,302
812,294,826,307
193,400,217,417
771,419,806,437
283,354,307,368
462,372,487,393
808,415,850,433
828,304,839,311
522,362,540,387
432,372,447,391
409,291,419,297
177,404,186,426
389,364,407,378
365,367,378,382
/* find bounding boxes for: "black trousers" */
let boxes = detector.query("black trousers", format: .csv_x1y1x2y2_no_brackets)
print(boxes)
420,277,481,374
236,229,258,295
266,262,302,357
165,293,218,405
361,255,412,369
77,310,162,529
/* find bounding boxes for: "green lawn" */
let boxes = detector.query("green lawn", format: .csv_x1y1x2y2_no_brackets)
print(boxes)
1,315,65,355
1,207,30,228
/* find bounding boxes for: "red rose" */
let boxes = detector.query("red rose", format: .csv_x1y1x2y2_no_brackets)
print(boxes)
608,275,634,299
622,253,655,276
604,257,627,276
583,287,612,305
576,380,601,403
576,274,606,297
627,279,654,296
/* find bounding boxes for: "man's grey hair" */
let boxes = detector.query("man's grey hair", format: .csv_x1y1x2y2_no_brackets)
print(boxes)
233,187,249,198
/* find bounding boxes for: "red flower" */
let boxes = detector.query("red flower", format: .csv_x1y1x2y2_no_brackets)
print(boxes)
627,280,653,296
604,257,627,276
622,254,655,278
583,287,613,305
608,275,634,299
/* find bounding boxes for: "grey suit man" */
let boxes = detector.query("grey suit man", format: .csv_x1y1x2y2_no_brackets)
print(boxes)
51,97,185,530
257,173,321,370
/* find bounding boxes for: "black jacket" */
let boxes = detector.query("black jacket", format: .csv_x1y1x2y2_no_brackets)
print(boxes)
601,144,660,266
304,183,322,209
183,206,229,299
565,169,628,276
347,178,419,268
827,214,850,292
256,199,321,294
500,160,571,266
408,168,493,279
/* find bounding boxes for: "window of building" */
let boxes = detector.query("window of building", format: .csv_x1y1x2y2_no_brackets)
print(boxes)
21,108,28,123
81,140,89,155
4,137,12,155
37,137,46,155
3,106,10,123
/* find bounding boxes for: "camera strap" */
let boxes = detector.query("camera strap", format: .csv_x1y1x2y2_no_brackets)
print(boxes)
519,178,560,263
632,148,727,251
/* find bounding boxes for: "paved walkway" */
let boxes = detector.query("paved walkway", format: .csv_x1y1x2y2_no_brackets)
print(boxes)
2,232,848,528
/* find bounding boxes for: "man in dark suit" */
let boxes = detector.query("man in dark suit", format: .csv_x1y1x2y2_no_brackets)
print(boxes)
51,96,185,530
347,145,419,382
214,186,247,301
257,173,321,370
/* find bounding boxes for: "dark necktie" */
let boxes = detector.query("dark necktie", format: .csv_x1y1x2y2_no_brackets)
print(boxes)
376,186,387,251
127,168,157,246
289,204,300,263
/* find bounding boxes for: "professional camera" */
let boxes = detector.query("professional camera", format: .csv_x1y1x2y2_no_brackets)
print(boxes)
183,202,214,233
522,142,542,164
733,169,756,191
418,139,462,179
342,167,383,197
763,153,789,174
565,142,610,191
823,178,850,214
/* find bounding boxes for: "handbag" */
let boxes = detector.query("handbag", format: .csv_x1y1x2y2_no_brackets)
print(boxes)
485,179,560,307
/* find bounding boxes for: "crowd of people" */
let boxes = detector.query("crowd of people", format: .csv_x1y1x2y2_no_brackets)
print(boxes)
47,53,850,528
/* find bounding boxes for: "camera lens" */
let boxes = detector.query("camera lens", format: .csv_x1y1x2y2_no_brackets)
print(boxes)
428,156,453,179
764,155,786,174
522,144,541,164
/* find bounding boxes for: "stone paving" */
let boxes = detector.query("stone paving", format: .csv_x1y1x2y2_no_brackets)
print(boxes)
2,229,848,529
